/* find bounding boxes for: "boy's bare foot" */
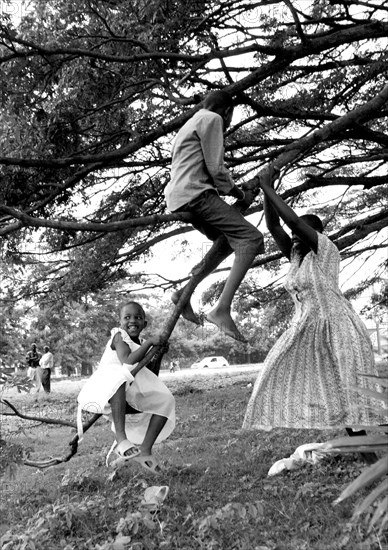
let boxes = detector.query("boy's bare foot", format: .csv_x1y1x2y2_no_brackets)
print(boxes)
171,290,201,325
206,309,248,343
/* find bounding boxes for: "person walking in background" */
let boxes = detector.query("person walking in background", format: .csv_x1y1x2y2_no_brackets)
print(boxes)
169,360,176,373
39,345,54,393
26,343,42,392
164,90,263,343
243,168,384,435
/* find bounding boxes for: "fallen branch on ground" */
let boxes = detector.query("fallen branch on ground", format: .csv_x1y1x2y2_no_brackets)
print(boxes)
1,398,103,469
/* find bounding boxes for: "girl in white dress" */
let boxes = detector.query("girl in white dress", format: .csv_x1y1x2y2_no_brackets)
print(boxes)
77,301,175,473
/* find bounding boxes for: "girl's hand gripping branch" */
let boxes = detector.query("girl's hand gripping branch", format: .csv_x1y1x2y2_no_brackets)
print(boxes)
112,332,161,369
258,165,280,190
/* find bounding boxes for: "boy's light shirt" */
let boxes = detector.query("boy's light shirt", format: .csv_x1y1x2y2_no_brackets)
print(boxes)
165,109,234,211
39,351,54,369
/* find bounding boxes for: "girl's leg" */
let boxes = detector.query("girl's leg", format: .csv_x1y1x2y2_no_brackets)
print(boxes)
109,383,127,446
140,414,167,456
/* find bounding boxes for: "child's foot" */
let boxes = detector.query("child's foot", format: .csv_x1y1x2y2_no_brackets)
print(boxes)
172,290,201,325
106,439,141,467
206,309,247,343
134,453,162,475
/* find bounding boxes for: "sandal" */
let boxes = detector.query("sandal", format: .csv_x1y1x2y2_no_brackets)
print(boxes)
140,485,169,513
134,454,162,475
106,440,141,467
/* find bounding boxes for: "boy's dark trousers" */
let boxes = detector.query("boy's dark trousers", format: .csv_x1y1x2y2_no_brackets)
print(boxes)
41,368,51,393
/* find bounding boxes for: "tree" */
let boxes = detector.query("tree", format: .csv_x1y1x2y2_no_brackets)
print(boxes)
28,297,118,375
0,0,387,311
2,0,387,482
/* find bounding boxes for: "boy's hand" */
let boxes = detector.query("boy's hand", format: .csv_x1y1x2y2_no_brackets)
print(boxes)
159,341,170,354
237,187,255,210
242,180,256,192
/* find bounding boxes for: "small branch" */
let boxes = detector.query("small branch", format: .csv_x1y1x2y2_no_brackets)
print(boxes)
1,399,101,468
1,399,76,427
22,413,102,469
284,0,308,45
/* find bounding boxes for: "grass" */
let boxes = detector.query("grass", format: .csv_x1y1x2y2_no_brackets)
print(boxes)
1,372,387,550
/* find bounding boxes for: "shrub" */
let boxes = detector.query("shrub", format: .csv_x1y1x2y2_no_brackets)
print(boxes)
319,363,388,540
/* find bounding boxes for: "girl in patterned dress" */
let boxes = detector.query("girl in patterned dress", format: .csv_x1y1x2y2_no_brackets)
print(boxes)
243,170,382,431
77,301,175,473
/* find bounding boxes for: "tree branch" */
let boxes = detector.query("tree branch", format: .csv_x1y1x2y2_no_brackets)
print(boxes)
306,175,387,188
0,21,386,170
0,206,194,236
1,399,75,427
22,413,102,469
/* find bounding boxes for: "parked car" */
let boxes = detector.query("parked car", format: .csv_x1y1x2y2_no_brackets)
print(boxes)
190,356,229,369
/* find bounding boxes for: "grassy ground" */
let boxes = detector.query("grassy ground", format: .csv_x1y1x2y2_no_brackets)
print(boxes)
1,372,387,550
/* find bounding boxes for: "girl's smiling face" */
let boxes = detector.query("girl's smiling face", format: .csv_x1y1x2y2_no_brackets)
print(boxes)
119,303,146,338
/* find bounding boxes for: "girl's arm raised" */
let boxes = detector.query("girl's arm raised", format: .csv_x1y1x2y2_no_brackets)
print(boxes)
259,170,318,254
263,188,292,260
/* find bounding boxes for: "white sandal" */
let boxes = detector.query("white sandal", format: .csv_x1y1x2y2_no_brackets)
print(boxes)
140,485,169,513
106,440,141,467
133,454,162,475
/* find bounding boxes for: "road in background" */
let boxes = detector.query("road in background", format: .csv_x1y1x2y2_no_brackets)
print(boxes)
161,363,263,380
2,364,264,398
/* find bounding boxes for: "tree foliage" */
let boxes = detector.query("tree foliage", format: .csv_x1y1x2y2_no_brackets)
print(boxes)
0,0,387,309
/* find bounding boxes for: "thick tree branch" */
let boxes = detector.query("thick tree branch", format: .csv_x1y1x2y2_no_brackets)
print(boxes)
0,206,194,236
331,208,388,242
248,84,388,193
306,175,387,188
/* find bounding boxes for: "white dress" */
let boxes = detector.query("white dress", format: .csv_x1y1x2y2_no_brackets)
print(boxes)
77,328,175,445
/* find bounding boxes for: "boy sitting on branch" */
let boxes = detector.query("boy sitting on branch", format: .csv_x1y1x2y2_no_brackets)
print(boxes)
164,90,263,343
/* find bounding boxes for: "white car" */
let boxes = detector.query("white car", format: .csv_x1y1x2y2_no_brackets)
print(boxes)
190,356,229,369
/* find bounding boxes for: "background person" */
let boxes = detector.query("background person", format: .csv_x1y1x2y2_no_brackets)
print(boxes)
169,360,176,373
39,345,54,393
26,343,42,392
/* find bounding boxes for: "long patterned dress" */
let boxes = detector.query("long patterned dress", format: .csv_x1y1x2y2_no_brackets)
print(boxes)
243,233,382,430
